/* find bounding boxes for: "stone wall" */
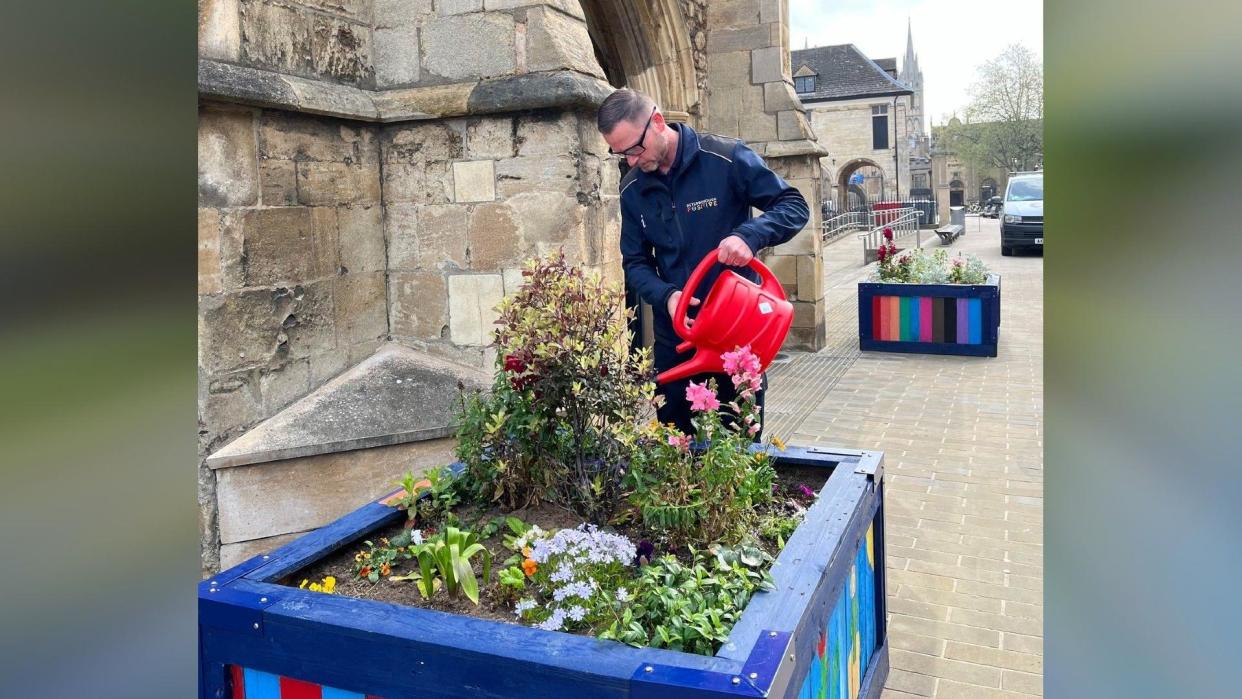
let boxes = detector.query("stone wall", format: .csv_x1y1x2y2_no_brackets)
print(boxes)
383,108,619,368
806,93,914,205
198,101,388,571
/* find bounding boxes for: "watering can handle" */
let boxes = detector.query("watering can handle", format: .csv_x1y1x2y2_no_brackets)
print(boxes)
670,250,786,341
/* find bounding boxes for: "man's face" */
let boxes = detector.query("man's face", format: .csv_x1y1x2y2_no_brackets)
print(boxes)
604,109,666,173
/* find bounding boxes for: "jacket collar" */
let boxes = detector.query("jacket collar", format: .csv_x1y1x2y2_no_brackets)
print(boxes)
633,123,699,192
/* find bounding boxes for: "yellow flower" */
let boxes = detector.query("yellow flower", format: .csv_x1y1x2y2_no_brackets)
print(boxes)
521,546,532,558
322,576,336,593
771,435,787,452
298,579,309,589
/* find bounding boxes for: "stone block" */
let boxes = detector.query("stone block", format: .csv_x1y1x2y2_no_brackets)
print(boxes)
374,0,432,28
199,105,258,207
296,161,381,206
763,81,801,113
216,438,458,544
516,111,579,157
467,116,515,159
439,0,482,14
765,253,796,294
501,267,525,296
389,270,447,340
373,82,474,119
337,204,385,273
383,121,465,164
796,253,823,301
758,0,780,25
706,25,770,54
374,25,419,88
452,160,496,203
239,207,338,286
777,109,802,140
494,155,577,197
790,299,821,329
525,7,605,78
738,106,778,143
421,14,515,81
219,530,304,570
199,208,223,296
199,0,241,61
296,0,371,23
417,204,470,268
467,202,522,269
259,358,311,414
708,0,761,32
259,159,298,205
507,191,581,249
241,1,374,87
309,347,351,386
751,46,784,85
274,280,339,361
202,371,261,443
382,161,454,204
485,0,584,20
198,280,336,374
384,202,419,270
335,272,388,345
259,110,378,164
771,226,814,255
448,273,504,346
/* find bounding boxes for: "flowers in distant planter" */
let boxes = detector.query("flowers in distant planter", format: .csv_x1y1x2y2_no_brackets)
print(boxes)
875,248,989,284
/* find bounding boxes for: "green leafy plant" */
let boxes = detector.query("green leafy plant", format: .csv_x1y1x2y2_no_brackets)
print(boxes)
876,245,990,284
410,526,493,605
351,538,409,583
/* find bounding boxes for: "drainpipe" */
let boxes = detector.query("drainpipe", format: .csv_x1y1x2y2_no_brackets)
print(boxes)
893,96,900,202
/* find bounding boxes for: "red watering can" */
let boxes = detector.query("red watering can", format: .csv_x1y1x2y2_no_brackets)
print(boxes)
656,251,794,385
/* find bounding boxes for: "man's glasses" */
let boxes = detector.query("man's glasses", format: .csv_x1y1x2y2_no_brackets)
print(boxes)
608,106,657,157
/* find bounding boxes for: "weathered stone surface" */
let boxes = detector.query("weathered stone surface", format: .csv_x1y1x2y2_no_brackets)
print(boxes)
707,0,760,31
501,267,525,296
199,106,259,207
335,272,388,344
737,86,778,142
466,116,514,159
763,80,802,113
765,252,797,293
417,204,470,268
258,159,297,205
777,109,803,140
507,191,580,248
240,0,374,87
374,25,419,88
383,121,465,163
384,202,419,269
485,0,584,19
374,0,432,28
202,371,261,444
525,7,605,78
199,59,299,111
390,270,447,339
516,111,579,157
452,160,496,203
439,0,482,14
494,155,577,197
296,161,381,205
240,207,338,286
772,226,814,255
337,204,385,273
705,51,751,137
297,0,371,23
759,0,780,25
383,161,453,204
217,437,458,543
796,251,823,301
219,530,303,570
259,357,311,414
468,71,612,115
200,208,223,295
309,347,351,386
199,0,241,61
199,281,336,374
706,24,770,54
372,82,473,120
751,45,784,84
448,273,504,345
467,202,522,269
421,14,515,81
259,110,378,163
286,73,380,118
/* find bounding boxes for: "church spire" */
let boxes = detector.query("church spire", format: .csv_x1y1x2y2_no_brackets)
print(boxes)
904,18,916,76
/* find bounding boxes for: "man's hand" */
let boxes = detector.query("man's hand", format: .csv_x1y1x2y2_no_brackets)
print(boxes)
667,290,700,326
717,235,754,266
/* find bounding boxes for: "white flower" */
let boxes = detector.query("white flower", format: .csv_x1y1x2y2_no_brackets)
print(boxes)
514,598,536,617
615,587,630,603
411,530,424,546
567,605,587,622
535,608,567,632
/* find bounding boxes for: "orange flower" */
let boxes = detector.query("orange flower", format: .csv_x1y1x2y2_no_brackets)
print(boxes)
380,563,391,576
522,559,538,577
358,566,371,577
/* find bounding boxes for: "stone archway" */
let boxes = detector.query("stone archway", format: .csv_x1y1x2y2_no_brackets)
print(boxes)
949,179,965,207
980,177,998,202
578,0,702,122
837,158,887,211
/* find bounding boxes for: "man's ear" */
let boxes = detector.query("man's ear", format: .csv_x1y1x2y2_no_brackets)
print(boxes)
651,110,666,131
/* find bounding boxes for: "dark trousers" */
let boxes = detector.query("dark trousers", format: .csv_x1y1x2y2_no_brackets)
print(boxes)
653,341,767,439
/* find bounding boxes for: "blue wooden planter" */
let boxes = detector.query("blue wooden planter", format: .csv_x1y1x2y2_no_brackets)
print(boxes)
199,446,888,699
858,274,1000,357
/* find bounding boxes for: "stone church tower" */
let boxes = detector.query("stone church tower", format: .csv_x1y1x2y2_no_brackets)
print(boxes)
899,19,925,143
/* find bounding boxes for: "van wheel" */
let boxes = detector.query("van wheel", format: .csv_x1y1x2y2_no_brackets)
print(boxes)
1001,246,1013,256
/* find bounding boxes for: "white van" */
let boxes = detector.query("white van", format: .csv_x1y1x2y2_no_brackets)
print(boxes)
1000,172,1043,255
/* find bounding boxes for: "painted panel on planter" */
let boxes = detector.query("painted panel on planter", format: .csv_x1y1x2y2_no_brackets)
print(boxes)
918,298,932,342
797,523,877,699
872,296,989,345
231,666,378,699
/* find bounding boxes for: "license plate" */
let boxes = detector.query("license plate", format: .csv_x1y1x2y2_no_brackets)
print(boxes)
1034,238,1043,244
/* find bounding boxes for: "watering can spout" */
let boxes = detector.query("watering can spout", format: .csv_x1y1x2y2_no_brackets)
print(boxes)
655,251,794,386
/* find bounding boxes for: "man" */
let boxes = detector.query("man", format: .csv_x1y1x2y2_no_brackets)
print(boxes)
596,88,809,436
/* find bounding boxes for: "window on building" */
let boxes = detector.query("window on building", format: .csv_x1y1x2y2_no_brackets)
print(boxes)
794,76,815,93
871,105,889,150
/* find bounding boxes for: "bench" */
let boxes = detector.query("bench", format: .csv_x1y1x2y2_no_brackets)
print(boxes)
935,224,964,244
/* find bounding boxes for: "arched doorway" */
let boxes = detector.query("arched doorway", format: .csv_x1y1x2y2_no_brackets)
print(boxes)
837,159,886,212
949,179,965,207
979,177,998,202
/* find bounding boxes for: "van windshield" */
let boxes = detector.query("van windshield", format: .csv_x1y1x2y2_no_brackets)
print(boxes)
1006,178,1043,202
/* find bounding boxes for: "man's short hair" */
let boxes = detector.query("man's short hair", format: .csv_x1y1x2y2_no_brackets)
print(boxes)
597,88,654,135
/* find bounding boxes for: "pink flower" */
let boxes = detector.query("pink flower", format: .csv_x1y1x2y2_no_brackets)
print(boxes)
685,381,720,412
722,346,761,377
667,433,691,451
747,423,760,435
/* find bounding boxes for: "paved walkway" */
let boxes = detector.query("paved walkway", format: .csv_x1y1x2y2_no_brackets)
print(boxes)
767,217,1044,697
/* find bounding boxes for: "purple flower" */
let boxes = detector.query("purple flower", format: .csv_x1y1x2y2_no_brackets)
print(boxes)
635,539,655,566
798,484,815,499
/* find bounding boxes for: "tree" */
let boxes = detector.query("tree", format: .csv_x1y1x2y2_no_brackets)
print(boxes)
941,44,1043,172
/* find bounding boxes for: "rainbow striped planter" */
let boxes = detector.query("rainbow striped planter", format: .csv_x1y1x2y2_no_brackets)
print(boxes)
199,447,889,699
858,275,1000,357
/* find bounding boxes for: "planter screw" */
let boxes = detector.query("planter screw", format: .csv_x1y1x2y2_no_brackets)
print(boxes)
644,666,653,673
209,588,216,593
749,672,758,680
768,631,777,637
260,597,268,603
252,623,260,630
731,677,740,685
263,555,270,560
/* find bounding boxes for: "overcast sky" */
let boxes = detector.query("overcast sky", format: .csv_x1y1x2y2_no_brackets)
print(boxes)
789,0,1043,129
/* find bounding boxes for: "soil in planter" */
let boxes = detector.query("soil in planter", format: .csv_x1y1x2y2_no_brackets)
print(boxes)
281,465,832,633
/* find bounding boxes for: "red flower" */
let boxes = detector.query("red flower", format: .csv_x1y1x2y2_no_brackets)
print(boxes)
882,227,893,242
503,354,527,374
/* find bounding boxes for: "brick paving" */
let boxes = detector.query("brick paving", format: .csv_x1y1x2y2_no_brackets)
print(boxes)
767,217,1044,697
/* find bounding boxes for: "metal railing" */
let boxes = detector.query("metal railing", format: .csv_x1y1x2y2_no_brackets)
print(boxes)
867,199,938,228
858,208,922,263
821,210,869,242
